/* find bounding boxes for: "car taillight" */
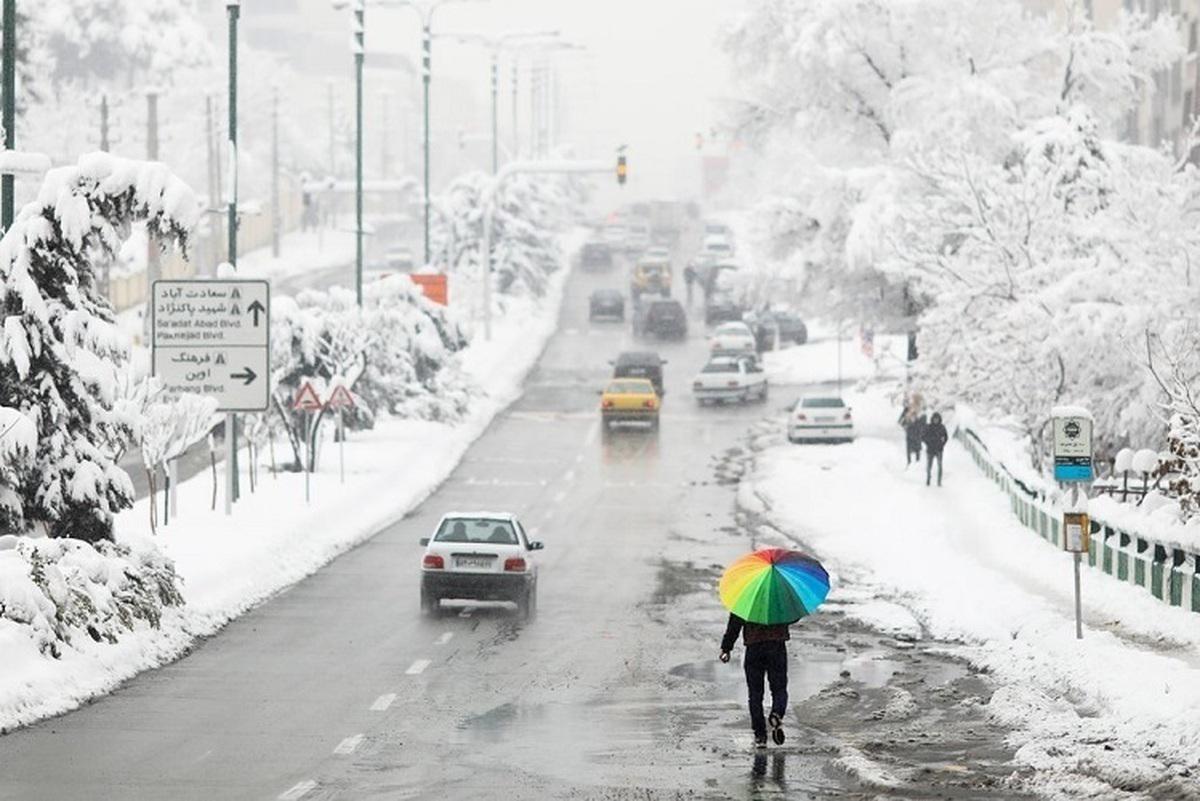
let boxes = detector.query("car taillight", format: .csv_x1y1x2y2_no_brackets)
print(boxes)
423,554,444,569
643,398,657,409
727,381,739,387
504,557,527,572
796,414,807,421
844,411,852,421
693,381,702,389
602,399,614,409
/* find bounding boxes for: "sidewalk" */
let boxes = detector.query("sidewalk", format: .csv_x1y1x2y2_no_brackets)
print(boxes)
745,386,1200,798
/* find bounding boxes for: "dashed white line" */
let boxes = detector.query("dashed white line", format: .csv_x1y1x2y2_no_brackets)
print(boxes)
436,631,454,645
369,693,396,711
406,658,432,675
458,606,475,618
278,780,316,800
333,734,364,755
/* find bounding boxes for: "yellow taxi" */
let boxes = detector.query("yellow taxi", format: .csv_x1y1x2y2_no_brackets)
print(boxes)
600,378,660,430
630,260,672,298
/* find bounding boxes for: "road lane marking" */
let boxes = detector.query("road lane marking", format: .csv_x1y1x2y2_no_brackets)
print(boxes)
585,420,600,445
406,659,432,675
552,489,567,504
459,606,475,618
333,734,364,755
278,780,316,800
370,693,396,711
436,632,454,645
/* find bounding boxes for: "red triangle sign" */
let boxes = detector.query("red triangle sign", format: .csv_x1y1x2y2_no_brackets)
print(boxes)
292,382,324,411
326,385,356,409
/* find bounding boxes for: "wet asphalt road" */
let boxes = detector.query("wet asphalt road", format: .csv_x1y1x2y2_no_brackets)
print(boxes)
0,240,1025,800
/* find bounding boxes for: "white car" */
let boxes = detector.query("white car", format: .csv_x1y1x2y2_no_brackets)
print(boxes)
419,512,543,618
643,246,671,261
788,396,855,443
692,356,768,404
626,223,651,252
701,234,734,260
708,321,756,355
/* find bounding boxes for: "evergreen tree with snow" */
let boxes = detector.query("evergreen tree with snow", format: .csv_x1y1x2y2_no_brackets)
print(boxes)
0,153,197,542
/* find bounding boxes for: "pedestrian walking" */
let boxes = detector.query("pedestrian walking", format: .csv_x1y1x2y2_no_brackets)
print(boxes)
683,263,697,306
923,411,948,486
899,407,926,467
720,614,790,748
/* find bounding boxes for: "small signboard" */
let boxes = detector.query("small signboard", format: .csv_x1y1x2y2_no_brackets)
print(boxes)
1052,411,1093,483
1063,512,1090,553
292,382,324,412
152,280,270,412
326,385,356,409
410,273,448,306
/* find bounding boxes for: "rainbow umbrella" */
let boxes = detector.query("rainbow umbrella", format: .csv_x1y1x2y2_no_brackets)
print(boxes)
719,548,830,625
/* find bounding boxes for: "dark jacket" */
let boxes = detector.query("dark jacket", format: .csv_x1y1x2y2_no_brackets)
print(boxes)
902,412,926,446
923,416,948,455
721,614,789,652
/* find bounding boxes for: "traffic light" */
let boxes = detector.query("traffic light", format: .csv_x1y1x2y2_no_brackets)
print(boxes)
616,154,627,186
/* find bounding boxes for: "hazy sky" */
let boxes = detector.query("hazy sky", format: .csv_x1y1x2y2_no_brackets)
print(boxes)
369,0,735,201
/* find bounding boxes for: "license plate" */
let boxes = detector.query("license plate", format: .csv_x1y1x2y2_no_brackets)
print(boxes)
455,556,493,569
816,416,834,423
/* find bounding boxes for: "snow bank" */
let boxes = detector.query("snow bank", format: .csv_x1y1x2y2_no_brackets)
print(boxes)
749,385,1200,796
0,231,582,732
762,329,908,387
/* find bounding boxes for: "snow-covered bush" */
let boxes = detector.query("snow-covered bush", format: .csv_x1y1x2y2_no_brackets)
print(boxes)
268,279,469,470
0,536,183,659
0,153,198,542
137,384,219,531
431,170,581,299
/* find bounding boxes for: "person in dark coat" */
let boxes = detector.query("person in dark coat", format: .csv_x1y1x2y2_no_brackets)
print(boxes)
899,408,926,466
683,264,697,306
923,411,949,486
720,614,790,748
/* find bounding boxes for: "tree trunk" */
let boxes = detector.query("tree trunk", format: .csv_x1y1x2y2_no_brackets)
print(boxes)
146,468,157,535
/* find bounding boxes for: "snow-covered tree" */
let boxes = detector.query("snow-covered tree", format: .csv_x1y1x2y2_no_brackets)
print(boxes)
138,384,218,532
0,153,198,542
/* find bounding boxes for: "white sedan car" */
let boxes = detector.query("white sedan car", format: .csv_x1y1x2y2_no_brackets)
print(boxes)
708,321,756,355
420,512,543,619
692,356,768,404
788,396,855,443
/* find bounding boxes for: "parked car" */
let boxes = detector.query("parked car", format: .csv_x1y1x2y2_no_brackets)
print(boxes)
708,321,756,355
631,259,672,299
599,377,660,430
580,241,614,272
636,299,688,340
625,223,651,253
700,234,734,261
787,396,855,443
419,512,543,619
746,309,808,349
611,351,667,396
704,292,743,326
692,355,768,405
589,288,625,321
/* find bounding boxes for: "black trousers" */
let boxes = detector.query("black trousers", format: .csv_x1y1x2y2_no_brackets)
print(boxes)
926,450,943,485
744,641,788,737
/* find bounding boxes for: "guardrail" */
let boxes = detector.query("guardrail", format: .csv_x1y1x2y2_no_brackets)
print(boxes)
957,428,1200,615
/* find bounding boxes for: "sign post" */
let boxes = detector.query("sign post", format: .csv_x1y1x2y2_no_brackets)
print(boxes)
326,384,356,484
1052,406,1094,640
151,280,270,516
292,381,324,503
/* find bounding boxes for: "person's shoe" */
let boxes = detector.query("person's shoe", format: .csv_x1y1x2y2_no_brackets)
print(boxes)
768,712,786,745
753,734,768,749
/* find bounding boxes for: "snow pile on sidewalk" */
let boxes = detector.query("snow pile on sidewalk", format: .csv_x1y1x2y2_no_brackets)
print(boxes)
745,386,1200,798
762,330,908,387
0,232,580,732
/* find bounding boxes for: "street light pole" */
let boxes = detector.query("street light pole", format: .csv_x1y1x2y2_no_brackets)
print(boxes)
354,0,365,306
1,0,16,233
490,52,498,174
226,0,240,512
421,18,431,266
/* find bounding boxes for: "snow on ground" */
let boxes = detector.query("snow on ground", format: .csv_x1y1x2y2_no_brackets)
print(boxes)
762,329,908,387
746,384,1200,797
0,238,575,732
235,226,356,282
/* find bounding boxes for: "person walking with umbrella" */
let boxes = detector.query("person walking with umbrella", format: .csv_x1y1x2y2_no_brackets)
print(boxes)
718,548,830,748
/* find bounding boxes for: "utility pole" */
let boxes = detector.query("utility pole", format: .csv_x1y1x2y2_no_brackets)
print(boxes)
271,85,280,258
381,92,390,179
490,53,499,174
511,59,519,158
226,0,240,511
421,19,432,266
1,0,16,233
100,95,110,151
354,0,365,306
327,79,336,179
144,90,161,342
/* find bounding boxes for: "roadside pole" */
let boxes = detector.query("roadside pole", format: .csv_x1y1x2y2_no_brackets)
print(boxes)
326,384,355,484
353,0,364,306
226,0,241,505
292,381,324,503
1052,406,1094,640
1,0,15,233
481,157,625,339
